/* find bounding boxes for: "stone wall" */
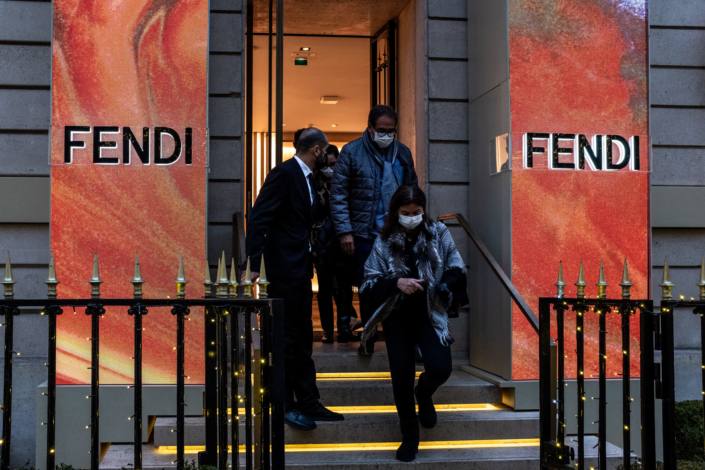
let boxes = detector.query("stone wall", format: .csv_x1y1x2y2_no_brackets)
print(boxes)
650,0,705,401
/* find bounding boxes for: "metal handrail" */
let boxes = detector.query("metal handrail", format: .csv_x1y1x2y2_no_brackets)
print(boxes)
437,213,540,335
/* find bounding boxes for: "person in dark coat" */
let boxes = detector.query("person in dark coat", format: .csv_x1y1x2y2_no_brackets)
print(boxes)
330,105,418,355
242,127,344,431
310,144,358,343
360,185,468,462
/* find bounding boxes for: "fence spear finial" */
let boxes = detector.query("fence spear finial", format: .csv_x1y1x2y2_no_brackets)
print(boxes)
660,256,674,301
3,251,15,299
131,252,145,299
88,251,103,299
45,250,60,300
216,251,229,299
575,260,587,299
229,257,239,299
596,259,609,300
619,258,633,300
554,261,566,298
258,255,270,299
175,253,187,299
243,257,253,299
203,258,212,298
698,257,705,301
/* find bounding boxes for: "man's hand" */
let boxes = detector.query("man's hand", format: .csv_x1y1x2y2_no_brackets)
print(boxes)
241,271,260,284
397,278,425,295
340,233,355,255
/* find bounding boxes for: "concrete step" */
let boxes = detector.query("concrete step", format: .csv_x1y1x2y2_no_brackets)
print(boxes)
316,370,501,406
152,406,538,446
100,437,626,470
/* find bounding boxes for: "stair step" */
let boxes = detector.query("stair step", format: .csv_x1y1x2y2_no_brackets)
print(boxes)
317,370,501,406
100,437,625,469
310,342,467,373
153,407,538,446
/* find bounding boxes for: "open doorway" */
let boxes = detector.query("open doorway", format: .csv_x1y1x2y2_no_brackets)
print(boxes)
244,0,421,338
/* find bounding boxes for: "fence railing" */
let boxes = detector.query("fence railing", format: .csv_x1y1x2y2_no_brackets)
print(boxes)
539,259,680,470
0,250,284,470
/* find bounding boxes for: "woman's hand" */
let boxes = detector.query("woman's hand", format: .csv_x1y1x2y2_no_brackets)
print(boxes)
397,278,425,295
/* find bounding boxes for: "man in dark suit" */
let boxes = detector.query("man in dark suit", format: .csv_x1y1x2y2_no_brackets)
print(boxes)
243,128,344,430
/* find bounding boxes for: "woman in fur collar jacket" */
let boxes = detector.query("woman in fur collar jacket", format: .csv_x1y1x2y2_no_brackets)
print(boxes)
360,185,468,462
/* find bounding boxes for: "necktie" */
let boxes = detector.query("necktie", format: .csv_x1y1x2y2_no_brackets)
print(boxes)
307,173,316,207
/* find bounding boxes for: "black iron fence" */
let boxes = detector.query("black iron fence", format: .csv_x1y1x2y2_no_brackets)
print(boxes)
539,259,679,470
0,251,284,470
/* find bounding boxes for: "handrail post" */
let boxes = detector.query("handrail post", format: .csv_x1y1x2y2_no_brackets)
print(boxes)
538,298,552,469
170,304,189,470
46,306,61,470
0,307,17,470
640,301,656,470
660,302,677,468
205,305,218,464
85,304,104,470
260,306,271,470
270,299,285,470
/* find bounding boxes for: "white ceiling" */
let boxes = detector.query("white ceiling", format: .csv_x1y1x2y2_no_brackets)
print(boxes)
252,35,371,134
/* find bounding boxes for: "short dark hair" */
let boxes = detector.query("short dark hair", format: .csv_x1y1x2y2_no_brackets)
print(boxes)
368,105,398,128
326,144,339,158
380,185,433,240
293,128,306,149
296,127,328,154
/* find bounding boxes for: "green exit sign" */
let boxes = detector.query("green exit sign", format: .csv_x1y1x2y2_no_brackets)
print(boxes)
294,58,308,66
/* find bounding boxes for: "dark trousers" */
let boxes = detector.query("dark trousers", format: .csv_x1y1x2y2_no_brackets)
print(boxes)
268,274,320,412
315,260,355,332
354,237,377,341
384,310,453,421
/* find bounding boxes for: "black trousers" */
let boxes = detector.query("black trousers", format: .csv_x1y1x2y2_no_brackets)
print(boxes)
314,260,355,332
384,309,453,421
269,274,320,412
354,237,377,343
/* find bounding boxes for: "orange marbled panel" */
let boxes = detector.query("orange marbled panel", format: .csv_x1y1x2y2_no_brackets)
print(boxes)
508,0,649,380
51,0,209,384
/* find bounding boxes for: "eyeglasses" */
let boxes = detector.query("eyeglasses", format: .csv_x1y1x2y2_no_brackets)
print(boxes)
374,128,397,136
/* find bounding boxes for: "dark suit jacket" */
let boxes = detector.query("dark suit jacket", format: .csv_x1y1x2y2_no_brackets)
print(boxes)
245,158,318,280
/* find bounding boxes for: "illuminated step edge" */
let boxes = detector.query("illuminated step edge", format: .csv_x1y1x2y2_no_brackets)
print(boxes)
157,439,540,454
316,371,422,381
226,404,502,414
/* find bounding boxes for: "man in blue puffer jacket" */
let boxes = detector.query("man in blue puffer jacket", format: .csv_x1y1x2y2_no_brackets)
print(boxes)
330,105,418,355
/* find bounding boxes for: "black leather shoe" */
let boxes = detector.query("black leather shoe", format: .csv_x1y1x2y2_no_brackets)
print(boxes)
302,403,344,422
321,330,334,344
357,342,374,356
284,409,317,431
337,329,357,343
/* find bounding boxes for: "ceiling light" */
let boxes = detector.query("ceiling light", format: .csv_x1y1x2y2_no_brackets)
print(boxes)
300,47,311,51
331,124,338,127
320,96,339,105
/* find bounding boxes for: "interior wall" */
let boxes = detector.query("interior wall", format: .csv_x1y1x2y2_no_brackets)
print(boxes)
466,0,513,380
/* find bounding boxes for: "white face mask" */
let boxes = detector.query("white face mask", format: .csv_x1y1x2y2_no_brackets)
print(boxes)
373,131,394,149
320,167,334,178
398,213,423,230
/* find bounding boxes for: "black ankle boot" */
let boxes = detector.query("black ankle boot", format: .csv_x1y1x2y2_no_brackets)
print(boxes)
397,418,419,462
415,375,437,429
395,418,419,462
